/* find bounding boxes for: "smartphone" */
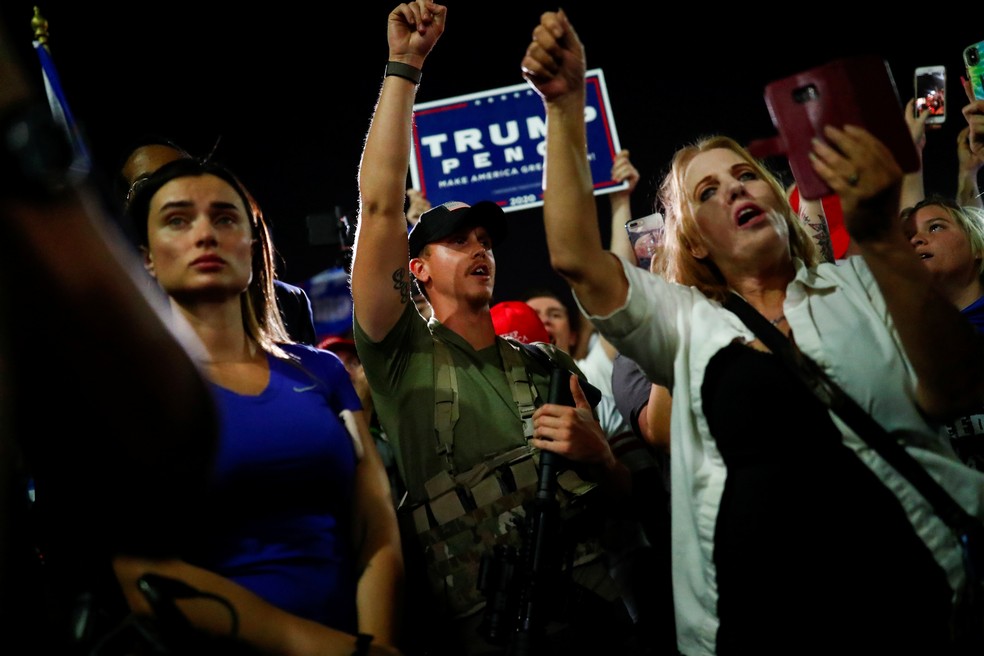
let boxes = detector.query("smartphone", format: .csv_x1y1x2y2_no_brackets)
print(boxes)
747,55,919,199
963,41,984,101
625,212,664,271
914,65,946,125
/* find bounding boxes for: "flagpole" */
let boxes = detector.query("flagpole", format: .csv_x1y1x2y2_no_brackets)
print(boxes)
31,6,92,176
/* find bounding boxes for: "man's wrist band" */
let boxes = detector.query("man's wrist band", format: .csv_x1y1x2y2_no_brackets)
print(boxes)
385,61,422,85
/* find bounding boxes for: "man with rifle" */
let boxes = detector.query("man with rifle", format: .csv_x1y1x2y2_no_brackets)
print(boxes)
350,2,647,654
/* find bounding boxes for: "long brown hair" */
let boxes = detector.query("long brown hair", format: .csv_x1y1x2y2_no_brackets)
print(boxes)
127,158,292,355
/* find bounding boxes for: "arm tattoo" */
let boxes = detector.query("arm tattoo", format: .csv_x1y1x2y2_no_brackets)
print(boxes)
391,268,410,305
802,211,835,264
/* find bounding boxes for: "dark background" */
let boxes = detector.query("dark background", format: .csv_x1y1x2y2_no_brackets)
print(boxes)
3,1,981,304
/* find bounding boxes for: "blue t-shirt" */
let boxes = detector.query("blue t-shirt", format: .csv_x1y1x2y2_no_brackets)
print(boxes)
962,294,984,334
190,343,362,631
948,295,984,469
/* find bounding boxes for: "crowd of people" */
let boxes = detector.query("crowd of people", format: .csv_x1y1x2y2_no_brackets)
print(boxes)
4,2,984,656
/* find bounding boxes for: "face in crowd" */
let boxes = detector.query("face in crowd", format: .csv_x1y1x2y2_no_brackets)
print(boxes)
142,173,255,302
412,224,496,309
525,295,575,353
903,200,984,288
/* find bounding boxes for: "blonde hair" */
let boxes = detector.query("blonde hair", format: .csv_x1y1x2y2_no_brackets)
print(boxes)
901,195,984,281
654,135,820,301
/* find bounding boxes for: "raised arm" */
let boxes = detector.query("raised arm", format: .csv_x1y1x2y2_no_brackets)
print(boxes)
957,127,984,209
351,1,445,342
959,77,984,209
899,97,929,210
0,15,233,649
522,10,627,318
608,149,639,262
811,125,984,418
0,8,220,578
0,12,215,466
961,76,984,161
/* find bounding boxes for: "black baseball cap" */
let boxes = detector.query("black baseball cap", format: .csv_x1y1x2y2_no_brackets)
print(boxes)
408,200,507,259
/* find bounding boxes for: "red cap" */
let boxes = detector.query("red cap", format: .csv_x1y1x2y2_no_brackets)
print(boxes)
318,335,357,352
490,301,550,345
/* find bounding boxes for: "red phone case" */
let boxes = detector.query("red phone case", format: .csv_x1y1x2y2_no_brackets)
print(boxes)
747,55,919,200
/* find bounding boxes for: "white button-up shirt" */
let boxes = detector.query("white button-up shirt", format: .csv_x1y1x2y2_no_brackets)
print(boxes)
581,255,984,655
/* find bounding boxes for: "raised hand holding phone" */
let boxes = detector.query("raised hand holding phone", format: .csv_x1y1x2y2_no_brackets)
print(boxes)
963,41,984,101
961,73,984,158
914,65,946,128
625,212,664,271
747,55,918,199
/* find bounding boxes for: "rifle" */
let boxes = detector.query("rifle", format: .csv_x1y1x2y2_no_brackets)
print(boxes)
478,367,573,655
510,367,572,655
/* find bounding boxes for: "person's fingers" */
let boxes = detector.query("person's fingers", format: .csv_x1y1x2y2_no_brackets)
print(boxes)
914,104,929,130
548,9,567,39
959,126,971,149
531,435,570,456
522,39,558,80
532,404,568,430
570,374,589,410
963,76,975,103
404,1,422,27
811,125,901,200
426,0,446,23
810,131,853,181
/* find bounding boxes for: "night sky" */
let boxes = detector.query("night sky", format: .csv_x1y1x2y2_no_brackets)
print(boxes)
4,1,980,305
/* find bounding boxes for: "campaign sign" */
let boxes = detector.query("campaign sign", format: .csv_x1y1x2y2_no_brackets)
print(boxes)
302,266,354,341
409,68,626,213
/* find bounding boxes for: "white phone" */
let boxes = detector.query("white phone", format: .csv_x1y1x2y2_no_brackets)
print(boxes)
625,212,664,271
914,65,946,125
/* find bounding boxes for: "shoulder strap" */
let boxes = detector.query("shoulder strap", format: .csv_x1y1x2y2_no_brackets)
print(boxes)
497,337,539,438
430,335,541,474
432,338,459,472
724,292,984,552
431,334,606,475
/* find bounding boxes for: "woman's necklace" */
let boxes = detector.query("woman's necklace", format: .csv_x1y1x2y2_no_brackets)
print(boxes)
770,315,786,327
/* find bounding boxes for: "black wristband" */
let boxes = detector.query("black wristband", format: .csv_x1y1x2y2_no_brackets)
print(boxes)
0,100,82,201
352,633,374,656
385,61,422,85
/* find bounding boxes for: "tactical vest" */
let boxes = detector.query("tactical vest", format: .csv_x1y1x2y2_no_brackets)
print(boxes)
402,335,602,619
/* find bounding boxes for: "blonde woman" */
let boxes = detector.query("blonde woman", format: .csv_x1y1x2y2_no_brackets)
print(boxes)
524,10,984,655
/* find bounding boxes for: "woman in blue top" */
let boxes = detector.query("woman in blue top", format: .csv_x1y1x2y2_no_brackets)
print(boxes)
116,157,403,656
